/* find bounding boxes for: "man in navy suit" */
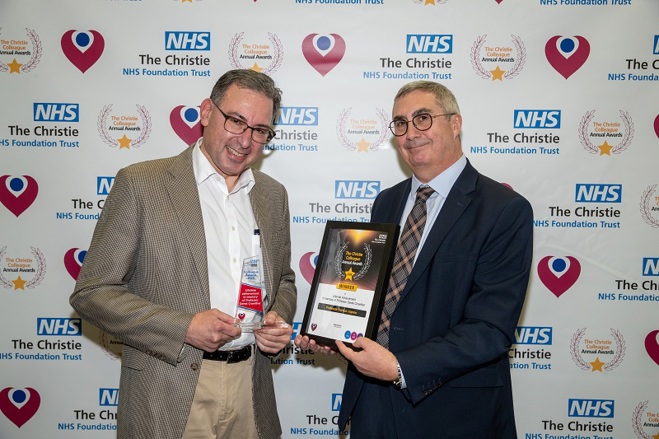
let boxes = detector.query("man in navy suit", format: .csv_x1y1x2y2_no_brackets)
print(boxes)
296,80,533,438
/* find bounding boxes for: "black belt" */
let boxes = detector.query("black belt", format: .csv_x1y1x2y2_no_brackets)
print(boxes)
202,345,252,363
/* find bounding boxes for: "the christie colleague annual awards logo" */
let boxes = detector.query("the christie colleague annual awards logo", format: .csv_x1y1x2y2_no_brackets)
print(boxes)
579,109,634,156
0,387,41,428
61,30,105,73
570,327,625,373
470,34,526,81
545,35,590,79
170,105,202,146
228,32,283,73
0,175,38,217
537,256,581,298
0,27,42,75
0,246,46,291
631,400,659,439
97,104,152,149
640,184,659,228
336,107,389,152
302,33,345,77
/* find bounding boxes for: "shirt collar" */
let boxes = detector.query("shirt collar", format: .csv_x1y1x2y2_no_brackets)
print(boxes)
410,154,467,200
192,138,255,194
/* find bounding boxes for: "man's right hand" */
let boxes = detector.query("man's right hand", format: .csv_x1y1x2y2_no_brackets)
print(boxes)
185,309,242,352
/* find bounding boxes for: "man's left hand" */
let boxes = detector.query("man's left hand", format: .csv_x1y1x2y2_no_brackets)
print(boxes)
336,337,398,381
254,311,292,354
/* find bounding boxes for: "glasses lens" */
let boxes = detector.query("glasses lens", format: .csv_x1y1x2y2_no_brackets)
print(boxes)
251,128,272,144
413,114,433,131
390,120,407,136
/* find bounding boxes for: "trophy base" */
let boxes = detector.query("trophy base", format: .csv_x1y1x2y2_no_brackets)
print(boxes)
233,322,290,332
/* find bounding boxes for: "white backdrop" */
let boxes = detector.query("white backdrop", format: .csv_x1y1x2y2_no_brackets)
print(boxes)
1,1,658,438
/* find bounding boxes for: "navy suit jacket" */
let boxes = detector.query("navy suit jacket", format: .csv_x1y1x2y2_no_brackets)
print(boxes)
338,160,533,438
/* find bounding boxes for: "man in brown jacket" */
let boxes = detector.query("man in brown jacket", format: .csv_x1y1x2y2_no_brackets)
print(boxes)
70,69,296,439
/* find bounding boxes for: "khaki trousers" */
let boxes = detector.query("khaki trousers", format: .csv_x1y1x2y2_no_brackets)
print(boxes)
182,355,259,439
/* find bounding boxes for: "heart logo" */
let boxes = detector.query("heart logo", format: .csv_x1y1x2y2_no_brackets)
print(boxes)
311,323,317,331
61,30,105,73
298,252,318,285
545,35,590,79
64,248,87,280
537,256,581,298
654,115,659,139
0,175,38,217
170,105,202,146
495,0,503,3
301,33,346,77
645,330,659,366
0,387,41,428
238,313,246,321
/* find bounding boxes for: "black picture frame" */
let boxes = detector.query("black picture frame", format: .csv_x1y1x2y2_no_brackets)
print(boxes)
301,221,399,349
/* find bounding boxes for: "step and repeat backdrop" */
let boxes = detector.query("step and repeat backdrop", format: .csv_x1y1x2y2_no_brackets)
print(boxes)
1,0,658,438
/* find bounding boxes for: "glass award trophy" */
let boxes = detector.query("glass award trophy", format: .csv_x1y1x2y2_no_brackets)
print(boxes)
234,256,265,332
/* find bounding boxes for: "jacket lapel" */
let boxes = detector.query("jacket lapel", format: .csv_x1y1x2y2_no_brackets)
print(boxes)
165,147,210,298
397,161,478,303
249,172,274,310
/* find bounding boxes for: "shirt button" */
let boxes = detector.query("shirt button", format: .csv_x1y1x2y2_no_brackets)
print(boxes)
190,363,199,371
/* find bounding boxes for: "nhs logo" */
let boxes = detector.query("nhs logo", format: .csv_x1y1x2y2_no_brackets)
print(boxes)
514,327,552,345
642,258,659,276
37,318,82,336
568,399,614,418
406,34,453,54
513,110,561,129
574,184,622,203
165,31,210,51
97,176,115,195
276,107,318,126
331,394,342,412
99,388,119,406
33,103,79,122
335,180,380,199
653,35,659,55
290,321,302,342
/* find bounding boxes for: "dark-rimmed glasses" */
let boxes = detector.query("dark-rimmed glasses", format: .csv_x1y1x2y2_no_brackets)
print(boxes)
211,100,276,144
389,112,455,137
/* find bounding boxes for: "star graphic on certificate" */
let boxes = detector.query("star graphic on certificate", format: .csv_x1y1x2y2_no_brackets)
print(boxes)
345,267,355,281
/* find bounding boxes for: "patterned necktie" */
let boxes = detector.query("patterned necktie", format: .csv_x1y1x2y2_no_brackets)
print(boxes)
376,186,435,348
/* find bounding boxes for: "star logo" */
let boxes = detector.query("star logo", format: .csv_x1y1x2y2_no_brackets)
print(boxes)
652,433,659,439
590,357,605,372
490,66,505,80
8,59,22,74
12,276,27,290
344,267,355,281
356,138,370,152
250,63,263,73
117,135,132,149
598,140,613,155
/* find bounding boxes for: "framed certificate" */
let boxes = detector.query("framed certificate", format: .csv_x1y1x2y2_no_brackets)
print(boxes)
301,221,399,349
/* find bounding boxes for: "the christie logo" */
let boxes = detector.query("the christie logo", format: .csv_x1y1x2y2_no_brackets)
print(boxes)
276,107,318,126
514,327,552,345
406,34,452,54
642,258,659,276
513,110,561,129
574,184,622,203
33,103,79,122
334,181,380,199
99,388,119,407
36,318,82,336
164,31,210,51
567,399,614,418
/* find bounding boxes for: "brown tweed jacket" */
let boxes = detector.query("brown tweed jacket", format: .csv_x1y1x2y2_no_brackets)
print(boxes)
70,146,296,439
